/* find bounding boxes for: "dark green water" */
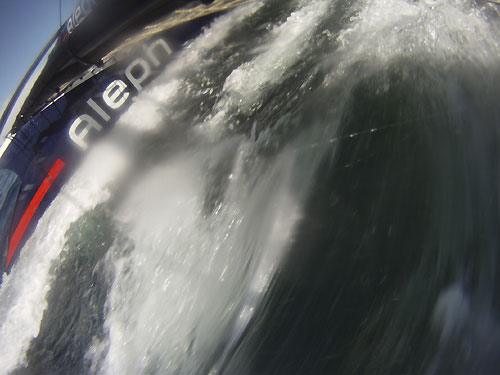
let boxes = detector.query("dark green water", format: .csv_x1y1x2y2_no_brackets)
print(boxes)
222,59,500,374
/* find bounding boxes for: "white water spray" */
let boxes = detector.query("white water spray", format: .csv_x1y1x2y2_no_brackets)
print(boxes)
0,141,129,374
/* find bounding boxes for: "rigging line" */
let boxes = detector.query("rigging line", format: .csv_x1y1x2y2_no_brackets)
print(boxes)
59,0,62,27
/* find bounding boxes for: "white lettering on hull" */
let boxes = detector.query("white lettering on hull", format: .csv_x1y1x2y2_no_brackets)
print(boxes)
69,114,102,150
69,38,171,150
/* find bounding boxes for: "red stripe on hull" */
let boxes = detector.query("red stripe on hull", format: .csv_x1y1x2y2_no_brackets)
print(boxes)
6,159,65,268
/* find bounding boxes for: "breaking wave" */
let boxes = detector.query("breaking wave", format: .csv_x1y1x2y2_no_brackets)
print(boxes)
1,0,500,374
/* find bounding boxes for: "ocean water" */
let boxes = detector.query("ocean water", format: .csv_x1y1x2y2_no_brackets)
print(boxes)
1,0,500,374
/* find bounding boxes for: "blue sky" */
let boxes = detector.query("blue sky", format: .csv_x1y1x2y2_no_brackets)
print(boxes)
0,0,79,114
